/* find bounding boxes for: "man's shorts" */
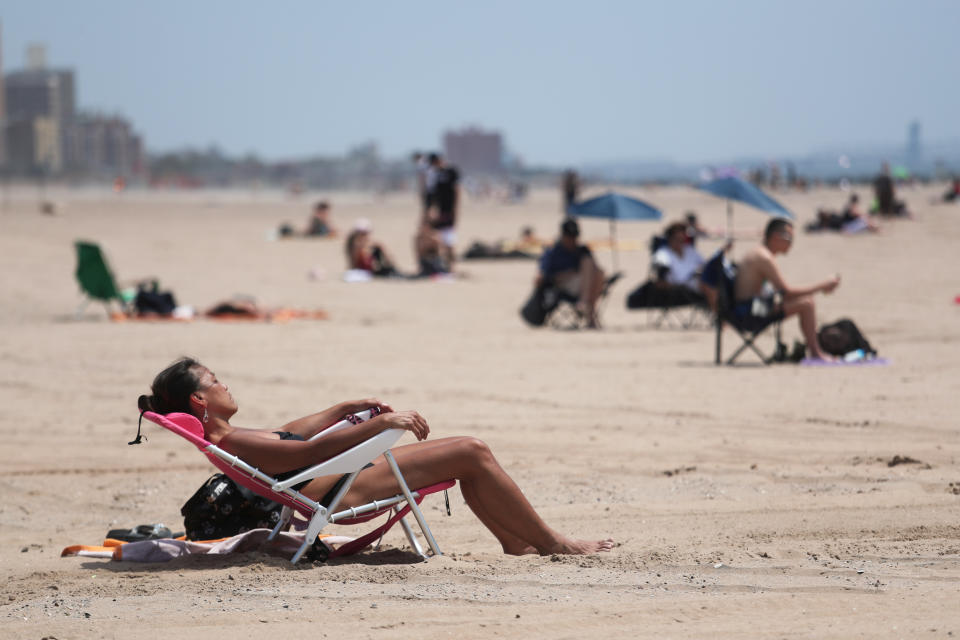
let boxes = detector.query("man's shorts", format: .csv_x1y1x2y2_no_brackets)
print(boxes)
436,226,457,247
732,294,785,332
554,272,583,298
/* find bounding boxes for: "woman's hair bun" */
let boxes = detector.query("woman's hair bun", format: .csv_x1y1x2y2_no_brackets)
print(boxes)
137,394,155,413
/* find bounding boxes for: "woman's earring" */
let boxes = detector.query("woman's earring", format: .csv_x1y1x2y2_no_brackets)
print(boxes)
202,408,209,424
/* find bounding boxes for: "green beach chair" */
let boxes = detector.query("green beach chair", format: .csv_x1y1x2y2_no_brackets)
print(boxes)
74,241,129,317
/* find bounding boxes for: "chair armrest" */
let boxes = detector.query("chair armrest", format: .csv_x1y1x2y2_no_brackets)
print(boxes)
307,408,377,441
271,427,404,491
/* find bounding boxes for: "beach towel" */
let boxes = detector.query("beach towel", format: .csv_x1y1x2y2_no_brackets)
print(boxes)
61,529,349,563
799,357,890,367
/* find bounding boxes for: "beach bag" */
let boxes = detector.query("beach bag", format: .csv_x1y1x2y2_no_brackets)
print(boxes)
134,282,177,315
817,318,876,357
180,474,283,541
520,284,559,327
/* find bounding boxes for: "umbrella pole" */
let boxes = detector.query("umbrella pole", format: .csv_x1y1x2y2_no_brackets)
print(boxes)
726,199,732,241
609,219,619,272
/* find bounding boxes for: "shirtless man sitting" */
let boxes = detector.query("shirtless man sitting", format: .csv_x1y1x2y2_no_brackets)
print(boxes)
735,217,840,361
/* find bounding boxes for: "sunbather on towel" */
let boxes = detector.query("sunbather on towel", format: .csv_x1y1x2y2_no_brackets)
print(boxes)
138,358,614,556
736,218,840,361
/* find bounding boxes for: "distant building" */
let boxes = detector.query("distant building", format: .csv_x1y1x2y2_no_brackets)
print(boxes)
3,45,76,175
907,120,921,168
5,116,61,174
65,113,145,178
443,126,503,175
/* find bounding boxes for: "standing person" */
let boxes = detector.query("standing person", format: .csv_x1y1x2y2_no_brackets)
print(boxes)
412,152,429,220
430,154,460,270
734,218,841,361
561,169,580,214
423,153,441,225
873,162,911,217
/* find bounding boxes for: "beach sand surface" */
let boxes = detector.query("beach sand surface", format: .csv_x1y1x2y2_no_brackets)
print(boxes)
0,183,958,639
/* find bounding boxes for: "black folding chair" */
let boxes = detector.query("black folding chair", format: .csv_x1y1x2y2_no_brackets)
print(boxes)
701,251,785,365
546,272,623,330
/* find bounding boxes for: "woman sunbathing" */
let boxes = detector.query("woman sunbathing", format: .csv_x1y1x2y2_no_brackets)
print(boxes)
138,358,614,556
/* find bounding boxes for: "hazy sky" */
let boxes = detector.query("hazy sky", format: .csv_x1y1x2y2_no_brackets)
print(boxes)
3,1,957,165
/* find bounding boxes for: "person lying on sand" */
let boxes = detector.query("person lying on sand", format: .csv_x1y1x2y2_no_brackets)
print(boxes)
735,218,840,361
138,358,614,556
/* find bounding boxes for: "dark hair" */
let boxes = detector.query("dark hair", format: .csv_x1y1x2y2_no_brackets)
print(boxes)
560,217,579,237
137,357,204,416
764,217,793,241
314,200,329,211
427,153,440,165
849,193,859,203
664,221,687,239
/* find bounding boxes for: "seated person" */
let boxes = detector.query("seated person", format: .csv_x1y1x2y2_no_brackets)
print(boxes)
807,194,878,233
463,226,545,260
305,201,336,237
943,178,960,203
414,222,450,276
871,163,912,217
278,201,337,238
839,194,879,233
345,219,398,277
734,218,840,361
537,218,605,328
627,222,706,309
139,358,614,555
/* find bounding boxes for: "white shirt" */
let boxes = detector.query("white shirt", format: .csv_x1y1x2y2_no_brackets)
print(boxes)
653,245,704,291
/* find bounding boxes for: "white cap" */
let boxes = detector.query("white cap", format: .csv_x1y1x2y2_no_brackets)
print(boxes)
352,218,372,232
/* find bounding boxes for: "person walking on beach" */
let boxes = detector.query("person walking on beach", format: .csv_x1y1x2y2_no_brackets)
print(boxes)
561,169,579,214
428,154,460,270
734,218,840,361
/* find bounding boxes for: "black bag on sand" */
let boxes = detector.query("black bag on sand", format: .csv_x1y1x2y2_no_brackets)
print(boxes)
817,318,876,357
181,474,283,541
520,284,559,327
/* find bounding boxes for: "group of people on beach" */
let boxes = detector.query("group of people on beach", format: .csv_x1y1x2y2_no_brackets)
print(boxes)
337,152,463,280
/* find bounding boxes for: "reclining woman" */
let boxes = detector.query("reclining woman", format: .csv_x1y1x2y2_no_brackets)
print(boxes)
138,358,614,556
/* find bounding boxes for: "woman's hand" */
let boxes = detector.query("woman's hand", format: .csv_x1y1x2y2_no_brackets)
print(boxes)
377,410,430,441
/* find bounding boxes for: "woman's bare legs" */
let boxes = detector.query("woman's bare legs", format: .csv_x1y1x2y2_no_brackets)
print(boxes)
340,436,614,555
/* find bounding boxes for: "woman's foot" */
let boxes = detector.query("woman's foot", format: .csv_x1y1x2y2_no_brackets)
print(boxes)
541,536,615,555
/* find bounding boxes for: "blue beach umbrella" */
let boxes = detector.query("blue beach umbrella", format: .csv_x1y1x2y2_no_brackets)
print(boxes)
568,191,662,271
696,175,792,237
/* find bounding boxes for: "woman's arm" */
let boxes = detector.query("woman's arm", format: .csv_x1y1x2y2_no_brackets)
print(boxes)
220,410,427,476
279,398,394,439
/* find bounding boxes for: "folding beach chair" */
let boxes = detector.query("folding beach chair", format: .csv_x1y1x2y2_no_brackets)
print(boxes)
700,250,785,366
545,271,623,330
142,408,454,563
624,234,712,330
75,241,127,317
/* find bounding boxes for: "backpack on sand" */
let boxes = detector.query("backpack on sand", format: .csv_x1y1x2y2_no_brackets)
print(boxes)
817,318,876,357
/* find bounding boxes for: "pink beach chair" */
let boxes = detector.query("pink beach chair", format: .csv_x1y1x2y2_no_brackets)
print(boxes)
142,409,454,563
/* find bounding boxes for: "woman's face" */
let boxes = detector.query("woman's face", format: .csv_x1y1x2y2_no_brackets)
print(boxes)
193,367,238,418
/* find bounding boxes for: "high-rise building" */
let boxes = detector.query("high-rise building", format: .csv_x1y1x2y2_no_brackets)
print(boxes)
443,126,503,175
4,44,76,174
65,113,144,178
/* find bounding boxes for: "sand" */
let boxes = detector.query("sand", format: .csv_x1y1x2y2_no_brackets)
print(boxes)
0,181,958,639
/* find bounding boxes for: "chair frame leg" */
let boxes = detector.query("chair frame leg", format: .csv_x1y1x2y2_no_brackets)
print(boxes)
384,450,443,557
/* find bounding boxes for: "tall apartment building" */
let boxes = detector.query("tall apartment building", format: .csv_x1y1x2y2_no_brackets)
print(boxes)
3,46,76,174
65,113,144,178
442,126,503,175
